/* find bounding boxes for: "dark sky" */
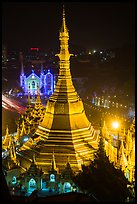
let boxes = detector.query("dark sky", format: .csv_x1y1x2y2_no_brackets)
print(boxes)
2,2,135,51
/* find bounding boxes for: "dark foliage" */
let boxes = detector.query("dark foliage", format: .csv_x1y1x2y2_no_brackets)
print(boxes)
73,136,132,202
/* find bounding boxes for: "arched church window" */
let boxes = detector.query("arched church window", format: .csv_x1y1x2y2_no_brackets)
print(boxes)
64,182,71,193
42,181,46,189
50,174,55,182
32,81,35,89
12,176,16,184
22,79,25,86
29,178,36,188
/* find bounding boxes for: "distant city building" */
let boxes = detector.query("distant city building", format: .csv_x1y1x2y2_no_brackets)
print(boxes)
25,47,46,65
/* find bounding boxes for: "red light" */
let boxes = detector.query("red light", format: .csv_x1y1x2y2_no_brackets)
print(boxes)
30,48,39,51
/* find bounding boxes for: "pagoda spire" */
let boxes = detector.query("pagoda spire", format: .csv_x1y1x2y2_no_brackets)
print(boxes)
50,6,78,103
60,5,68,34
2,125,12,150
20,117,27,136
14,124,20,145
32,153,36,163
56,5,73,62
6,125,9,136
10,138,17,164
34,85,44,112
30,86,44,125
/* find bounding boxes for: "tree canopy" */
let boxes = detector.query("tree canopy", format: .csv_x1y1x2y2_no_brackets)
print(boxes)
73,135,132,202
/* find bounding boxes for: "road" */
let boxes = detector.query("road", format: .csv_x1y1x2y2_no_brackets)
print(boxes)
2,94,26,114
83,100,132,131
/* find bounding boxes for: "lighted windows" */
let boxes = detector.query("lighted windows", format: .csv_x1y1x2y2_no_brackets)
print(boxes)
64,182,71,193
12,176,16,184
29,178,36,188
32,81,35,89
50,174,55,182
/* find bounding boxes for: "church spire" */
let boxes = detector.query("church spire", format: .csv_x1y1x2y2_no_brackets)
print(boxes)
40,64,44,75
21,62,24,75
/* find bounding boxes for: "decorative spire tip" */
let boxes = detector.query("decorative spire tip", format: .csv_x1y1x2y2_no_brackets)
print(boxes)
63,4,65,17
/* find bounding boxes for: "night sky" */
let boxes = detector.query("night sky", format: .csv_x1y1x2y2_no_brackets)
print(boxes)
2,2,135,51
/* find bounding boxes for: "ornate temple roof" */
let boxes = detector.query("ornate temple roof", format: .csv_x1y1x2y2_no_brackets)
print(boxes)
25,155,43,177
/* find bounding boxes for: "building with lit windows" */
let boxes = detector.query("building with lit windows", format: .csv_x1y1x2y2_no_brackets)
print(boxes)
20,63,55,97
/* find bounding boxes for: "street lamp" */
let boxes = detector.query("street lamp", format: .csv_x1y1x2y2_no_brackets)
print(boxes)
112,121,119,129
112,121,121,164
112,121,120,143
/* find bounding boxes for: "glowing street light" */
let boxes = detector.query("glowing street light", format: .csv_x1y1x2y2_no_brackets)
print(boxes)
112,121,121,163
112,121,119,129
111,121,121,142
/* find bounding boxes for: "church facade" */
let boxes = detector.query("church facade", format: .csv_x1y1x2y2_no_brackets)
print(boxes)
20,64,55,97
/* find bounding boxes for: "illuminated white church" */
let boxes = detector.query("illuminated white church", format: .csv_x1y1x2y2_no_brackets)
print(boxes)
20,63,55,96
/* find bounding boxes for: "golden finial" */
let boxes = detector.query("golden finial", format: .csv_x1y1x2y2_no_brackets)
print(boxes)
60,4,68,34
63,4,65,18
6,125,9,136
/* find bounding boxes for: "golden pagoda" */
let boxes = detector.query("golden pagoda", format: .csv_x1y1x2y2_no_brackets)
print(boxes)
2,125,12,150
18,6,99,173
